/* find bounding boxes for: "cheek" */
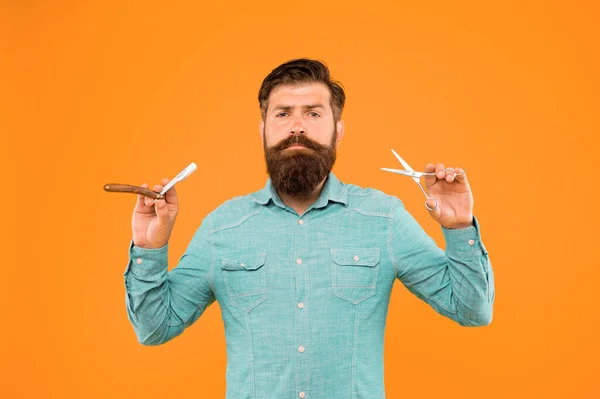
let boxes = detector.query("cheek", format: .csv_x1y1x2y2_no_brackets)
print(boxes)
272,118,289,129
264,124,287,146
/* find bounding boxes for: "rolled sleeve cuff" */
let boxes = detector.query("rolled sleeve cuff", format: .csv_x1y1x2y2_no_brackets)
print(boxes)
441,215,489,256
124,238,169,279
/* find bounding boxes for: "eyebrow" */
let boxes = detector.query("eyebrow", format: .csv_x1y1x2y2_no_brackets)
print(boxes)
272,104,326,112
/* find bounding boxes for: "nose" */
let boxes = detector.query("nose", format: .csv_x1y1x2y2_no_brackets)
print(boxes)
290,118,306,135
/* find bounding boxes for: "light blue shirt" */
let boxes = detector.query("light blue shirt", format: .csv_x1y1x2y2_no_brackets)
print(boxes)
124,172,495,399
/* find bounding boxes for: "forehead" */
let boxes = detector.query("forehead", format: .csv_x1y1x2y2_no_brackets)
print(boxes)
268,83,331,108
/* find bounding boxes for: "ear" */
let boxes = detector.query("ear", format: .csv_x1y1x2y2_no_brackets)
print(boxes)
335,120,345,148
259,120,265,146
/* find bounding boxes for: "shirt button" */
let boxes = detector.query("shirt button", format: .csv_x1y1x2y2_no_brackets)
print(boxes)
298,346,305,353
296,258,302,265
298,219,304,225
136,258,142,264
240,263,246,266
468,239,475,246
353,255,359,261
299,392,305,398
298,302,304,309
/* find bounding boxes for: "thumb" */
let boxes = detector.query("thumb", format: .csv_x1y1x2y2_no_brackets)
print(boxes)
425,197,441,219
154,199,170,225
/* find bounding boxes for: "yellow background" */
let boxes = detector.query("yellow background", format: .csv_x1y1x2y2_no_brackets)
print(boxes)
1,1,598,397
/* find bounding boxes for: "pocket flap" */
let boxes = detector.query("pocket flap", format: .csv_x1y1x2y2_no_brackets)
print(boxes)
330,248,380,267
221,252,267,271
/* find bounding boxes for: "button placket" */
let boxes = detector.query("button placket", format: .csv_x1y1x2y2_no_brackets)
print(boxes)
293,212,310,396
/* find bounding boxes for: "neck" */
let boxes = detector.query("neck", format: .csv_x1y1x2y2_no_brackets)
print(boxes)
277,176,328,216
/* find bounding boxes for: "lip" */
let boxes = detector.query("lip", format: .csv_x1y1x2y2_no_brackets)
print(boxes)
286,144,308,150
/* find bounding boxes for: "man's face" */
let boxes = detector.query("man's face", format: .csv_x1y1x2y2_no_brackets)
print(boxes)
259,83,345,197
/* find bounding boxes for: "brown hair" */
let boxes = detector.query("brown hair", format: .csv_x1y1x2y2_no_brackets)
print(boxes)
258,58,346,122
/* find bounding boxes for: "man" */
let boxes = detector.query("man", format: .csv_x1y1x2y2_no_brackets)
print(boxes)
124,58,495,399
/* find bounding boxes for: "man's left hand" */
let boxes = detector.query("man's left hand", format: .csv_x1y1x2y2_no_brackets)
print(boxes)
424,163,474,229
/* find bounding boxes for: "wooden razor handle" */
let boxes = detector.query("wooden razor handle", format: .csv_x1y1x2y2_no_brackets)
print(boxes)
103,184,165,199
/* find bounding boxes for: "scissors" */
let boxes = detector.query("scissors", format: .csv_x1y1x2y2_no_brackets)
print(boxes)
381,149,466,211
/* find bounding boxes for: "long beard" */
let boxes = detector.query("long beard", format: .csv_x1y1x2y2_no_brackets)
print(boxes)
264,131,337,197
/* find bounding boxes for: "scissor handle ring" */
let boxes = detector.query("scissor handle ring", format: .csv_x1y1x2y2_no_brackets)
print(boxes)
445,167,466,176
425,197,438,211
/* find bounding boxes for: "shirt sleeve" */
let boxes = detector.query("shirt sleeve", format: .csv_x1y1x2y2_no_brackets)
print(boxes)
123,214,216,345
390,198,495,326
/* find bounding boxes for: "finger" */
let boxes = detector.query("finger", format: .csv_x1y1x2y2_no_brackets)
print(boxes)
137,183,148,207
155,178,175,225
138,183,155,208
144,193,155,207
144,182,158,207
424,163,436,186
454,167,468,184
152,182,163,206
435,163,445,180
152,183,163,207
154,196,169,223
444,167,455,183
160,177,179,206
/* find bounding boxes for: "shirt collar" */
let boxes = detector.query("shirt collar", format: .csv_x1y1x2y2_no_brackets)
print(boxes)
251,172,348,209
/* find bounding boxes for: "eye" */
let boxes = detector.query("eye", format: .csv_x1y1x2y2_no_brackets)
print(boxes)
308,112,321,117
276,112,288,117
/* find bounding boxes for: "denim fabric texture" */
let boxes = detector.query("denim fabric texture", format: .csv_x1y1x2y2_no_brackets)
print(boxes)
124,172,495,399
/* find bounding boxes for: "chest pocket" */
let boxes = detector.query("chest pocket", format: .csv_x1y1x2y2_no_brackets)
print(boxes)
331,247,380,304
221,252,268,311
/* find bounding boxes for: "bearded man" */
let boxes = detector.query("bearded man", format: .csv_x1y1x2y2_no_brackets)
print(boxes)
124,58,495,399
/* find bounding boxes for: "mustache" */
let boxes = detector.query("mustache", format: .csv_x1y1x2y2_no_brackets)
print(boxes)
270,134,327,152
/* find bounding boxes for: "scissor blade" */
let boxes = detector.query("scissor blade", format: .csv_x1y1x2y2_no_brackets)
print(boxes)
380,168,418,177
381,168,435,177
391,149,413,172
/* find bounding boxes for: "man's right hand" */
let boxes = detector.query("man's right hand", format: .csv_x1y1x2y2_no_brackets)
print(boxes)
132,177,179,249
